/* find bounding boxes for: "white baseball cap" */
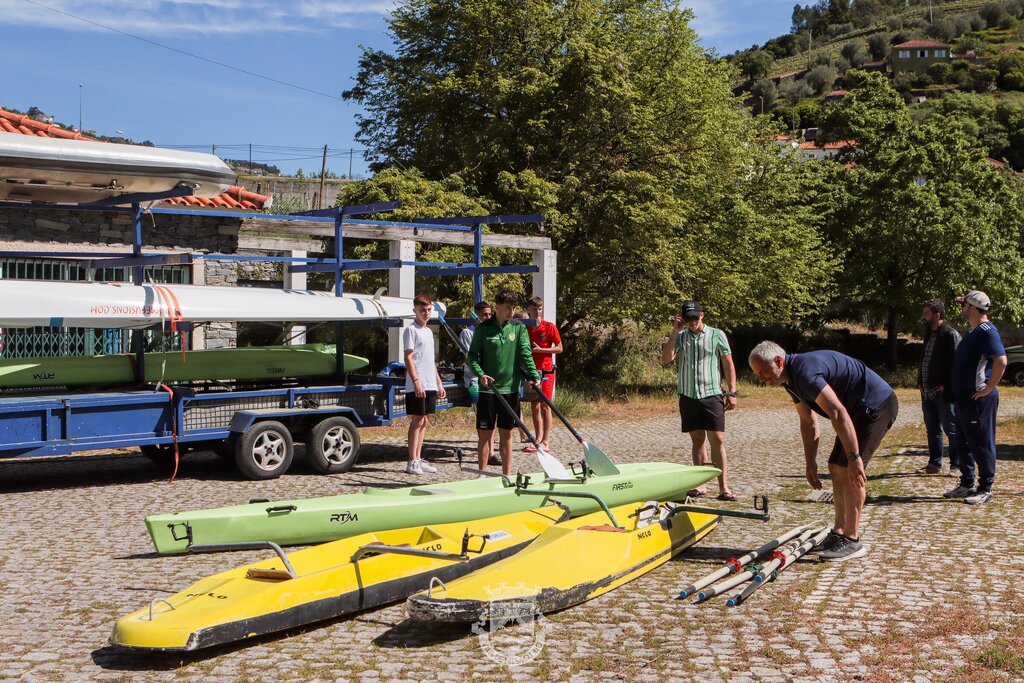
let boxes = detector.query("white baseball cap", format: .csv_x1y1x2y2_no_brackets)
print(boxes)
955,290,990,311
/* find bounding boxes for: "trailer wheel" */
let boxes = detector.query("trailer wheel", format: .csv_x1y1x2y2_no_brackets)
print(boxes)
306,416,361,473
235,421,294,480
1008,364,1024,387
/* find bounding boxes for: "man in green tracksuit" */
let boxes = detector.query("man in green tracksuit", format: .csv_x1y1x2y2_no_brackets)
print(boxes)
469,290,542,475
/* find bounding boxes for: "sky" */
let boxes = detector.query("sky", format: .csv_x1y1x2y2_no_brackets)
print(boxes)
0,0,795,178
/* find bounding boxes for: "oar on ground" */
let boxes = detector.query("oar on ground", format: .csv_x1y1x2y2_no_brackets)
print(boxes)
725,525,830,607
678,522,816,599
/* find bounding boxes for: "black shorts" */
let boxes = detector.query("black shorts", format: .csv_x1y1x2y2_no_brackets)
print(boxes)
476,392,520,431
828,392,899,467
406,391,437,416
679,394,726,433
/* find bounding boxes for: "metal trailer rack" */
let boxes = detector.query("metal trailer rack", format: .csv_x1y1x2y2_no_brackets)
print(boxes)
0,189,542,479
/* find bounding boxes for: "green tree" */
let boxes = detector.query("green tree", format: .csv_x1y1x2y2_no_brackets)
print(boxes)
821,71,1024,367
840,40,867,68
735,49,775,81
867,32,890,61
344,0,837,333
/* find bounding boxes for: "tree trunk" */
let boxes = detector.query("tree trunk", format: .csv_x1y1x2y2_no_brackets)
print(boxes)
885,305,898,371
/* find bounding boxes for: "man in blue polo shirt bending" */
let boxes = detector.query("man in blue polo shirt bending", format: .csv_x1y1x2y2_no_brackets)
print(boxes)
943,290,1007,505
749,342,899,562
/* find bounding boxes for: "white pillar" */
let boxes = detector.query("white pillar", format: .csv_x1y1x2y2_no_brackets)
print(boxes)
388,240,416,362
192,256,207,350
283,250,307,345
532,248,557,326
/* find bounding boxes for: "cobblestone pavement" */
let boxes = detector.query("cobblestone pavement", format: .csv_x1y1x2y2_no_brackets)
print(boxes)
2,390,1023,682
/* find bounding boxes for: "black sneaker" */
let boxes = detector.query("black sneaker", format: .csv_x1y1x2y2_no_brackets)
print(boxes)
810,530,841,553
819,535,867,562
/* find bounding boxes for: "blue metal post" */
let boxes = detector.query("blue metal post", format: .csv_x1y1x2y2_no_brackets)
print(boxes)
334,211,345,378
131,203,146,383
473,223,484,304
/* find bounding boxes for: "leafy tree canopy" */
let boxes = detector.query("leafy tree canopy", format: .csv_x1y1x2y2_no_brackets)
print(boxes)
344,0,837,331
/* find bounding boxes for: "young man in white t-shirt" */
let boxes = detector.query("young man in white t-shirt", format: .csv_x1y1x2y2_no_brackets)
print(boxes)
403,295,446,474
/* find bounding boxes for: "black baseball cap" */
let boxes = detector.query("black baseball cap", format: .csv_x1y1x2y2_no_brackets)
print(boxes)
681,301,702,319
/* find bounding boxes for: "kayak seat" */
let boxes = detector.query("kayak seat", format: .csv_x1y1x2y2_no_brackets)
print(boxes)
246,568,293,581
410,487,456,495
578,525,627,532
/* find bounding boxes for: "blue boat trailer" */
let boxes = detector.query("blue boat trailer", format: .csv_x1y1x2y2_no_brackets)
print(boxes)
0,377,469,479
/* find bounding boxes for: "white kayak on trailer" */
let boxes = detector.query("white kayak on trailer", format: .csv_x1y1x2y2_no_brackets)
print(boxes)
0,280,444,329
0,133,236,203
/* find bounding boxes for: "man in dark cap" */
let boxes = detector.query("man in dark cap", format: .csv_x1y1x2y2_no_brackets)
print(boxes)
661,300,737,500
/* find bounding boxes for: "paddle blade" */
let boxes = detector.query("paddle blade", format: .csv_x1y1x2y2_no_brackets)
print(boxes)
537,449,571,480
583,441,619,476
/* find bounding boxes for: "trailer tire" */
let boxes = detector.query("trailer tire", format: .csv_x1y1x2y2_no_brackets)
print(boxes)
306,416,360,473
1008,363,1024,387
235,421,294,480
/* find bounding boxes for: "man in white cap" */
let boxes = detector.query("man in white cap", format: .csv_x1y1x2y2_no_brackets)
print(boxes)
943,290,1007,505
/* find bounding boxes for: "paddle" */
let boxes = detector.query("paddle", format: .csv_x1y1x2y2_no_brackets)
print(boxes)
519,367,619,476
434,311,570,480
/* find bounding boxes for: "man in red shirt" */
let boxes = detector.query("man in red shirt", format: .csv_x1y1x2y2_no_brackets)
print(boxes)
525,296,562,452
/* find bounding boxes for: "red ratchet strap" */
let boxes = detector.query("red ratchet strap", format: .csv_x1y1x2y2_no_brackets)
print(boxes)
771,550,787,563
725,558,742,573
154,285,186,362
158,383,182,483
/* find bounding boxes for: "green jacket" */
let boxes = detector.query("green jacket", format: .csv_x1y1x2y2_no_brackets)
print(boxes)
468,318,541,394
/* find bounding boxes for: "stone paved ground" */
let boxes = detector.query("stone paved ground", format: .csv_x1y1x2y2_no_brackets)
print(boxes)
2,388,1023,682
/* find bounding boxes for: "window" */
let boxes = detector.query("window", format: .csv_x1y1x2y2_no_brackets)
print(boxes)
935,49,947,58
898,50,910,59
918,50,928,58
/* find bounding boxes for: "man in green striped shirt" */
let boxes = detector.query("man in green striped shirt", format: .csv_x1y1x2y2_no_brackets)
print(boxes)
661,300,737,500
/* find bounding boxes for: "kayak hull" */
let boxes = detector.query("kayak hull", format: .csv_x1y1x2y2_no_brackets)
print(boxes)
112,506,569,651
145,462,721,554
406,502,719,623
0,344,369,389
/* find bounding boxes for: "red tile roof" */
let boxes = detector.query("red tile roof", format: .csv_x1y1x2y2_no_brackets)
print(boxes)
826,90,849,97
0,106,271,211
893,40,949,49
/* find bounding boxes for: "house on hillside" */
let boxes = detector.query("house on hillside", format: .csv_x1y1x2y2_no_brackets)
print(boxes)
891,40,951,76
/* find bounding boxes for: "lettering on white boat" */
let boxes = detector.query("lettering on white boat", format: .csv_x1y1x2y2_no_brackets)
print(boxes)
185,592,228,600
89,304,157,315
611,481,633,491
330,511,359,524
484,530,511,541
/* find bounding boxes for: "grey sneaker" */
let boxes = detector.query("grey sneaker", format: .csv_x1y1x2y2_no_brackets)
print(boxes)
810,530,841,554
819,536,867,562
964,490,992,505
405,460,423,475
943,485,976,499
417,460,438,474
947,466,960,478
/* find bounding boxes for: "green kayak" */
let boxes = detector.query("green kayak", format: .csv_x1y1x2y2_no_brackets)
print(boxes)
146,461,721,554
0,344,368,389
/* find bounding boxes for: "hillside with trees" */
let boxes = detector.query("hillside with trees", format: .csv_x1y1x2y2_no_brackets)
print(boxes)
733,0,1024,170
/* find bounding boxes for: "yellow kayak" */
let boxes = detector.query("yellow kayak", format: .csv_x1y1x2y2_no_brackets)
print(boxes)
111,505,569,651
406,501,718,623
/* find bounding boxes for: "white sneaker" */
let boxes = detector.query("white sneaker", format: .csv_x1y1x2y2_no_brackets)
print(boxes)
406,460,423,475
418,460,438,473
942,484,975,499
964,490,992,505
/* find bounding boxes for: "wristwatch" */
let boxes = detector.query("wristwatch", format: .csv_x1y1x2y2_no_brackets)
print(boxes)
724,391,738,397
847,453,861,461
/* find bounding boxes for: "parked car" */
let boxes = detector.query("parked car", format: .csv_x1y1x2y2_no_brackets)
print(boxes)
1005,345,1024,387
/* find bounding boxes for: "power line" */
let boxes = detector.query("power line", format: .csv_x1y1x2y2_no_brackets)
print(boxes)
23,0,345,102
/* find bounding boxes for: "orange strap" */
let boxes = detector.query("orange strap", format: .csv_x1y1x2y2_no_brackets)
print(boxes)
159,383,181,483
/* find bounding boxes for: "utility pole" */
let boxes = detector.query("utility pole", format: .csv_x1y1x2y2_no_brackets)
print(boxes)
348,148,354,179
78,84,83,132
318,144,328,210
249,143,252,174
212,143,216,156
807,29,813,69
